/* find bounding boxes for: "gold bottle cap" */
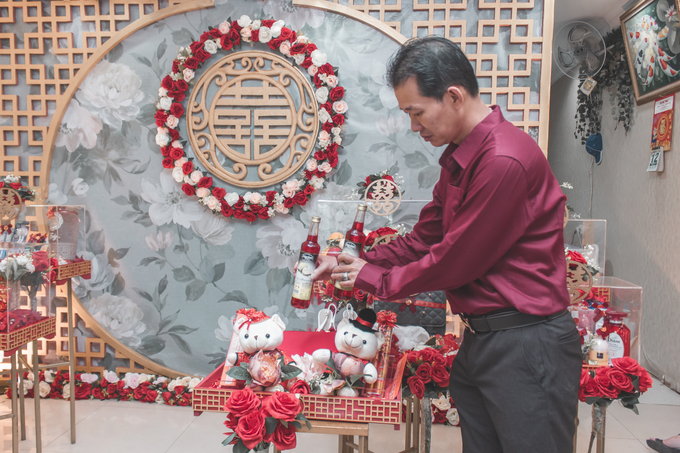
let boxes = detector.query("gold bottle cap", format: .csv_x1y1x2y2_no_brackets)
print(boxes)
358,204,367,211
311,216,321,223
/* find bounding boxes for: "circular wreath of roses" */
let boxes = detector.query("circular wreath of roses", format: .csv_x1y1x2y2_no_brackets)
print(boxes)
154,15,348,222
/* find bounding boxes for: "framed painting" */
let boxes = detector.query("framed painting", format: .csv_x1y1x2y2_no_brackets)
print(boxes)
621,0,680,104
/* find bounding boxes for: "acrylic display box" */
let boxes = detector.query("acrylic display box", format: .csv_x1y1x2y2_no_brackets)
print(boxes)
564,219,607,275
192,331,404,425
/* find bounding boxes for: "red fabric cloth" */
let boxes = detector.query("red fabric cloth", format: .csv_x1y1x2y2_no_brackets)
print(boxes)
355,106,568,316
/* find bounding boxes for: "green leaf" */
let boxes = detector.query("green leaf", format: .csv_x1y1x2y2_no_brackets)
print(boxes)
233,439,249,453
111,195,129,205
169,333,192,355
132,53,152,67
114,247,130,259
417,166,440,189
87,229,106,256
171,28,195,46
222,432,236,446
185,279,206,301
404,151,429,169
139,257,159,266
159,309,179,332
368,142,390,153
172,265,195,282
168,324,199,335
110,272,125,296
265,417,278,435
333,159,352,185
226,367,251,380
156,38,167,60
107,43,124,63
158,275,168,295
266,268,291,293
244,251,268,276
137,335,166,356
134,288,153,302
342,133,358,146
297,413,312,431
280,420,288,428
291,421,302,429
199,258,215,282
363,96,384,111
219,290,248,304
137,104,157,126
212,263,225,282
349,373,369,385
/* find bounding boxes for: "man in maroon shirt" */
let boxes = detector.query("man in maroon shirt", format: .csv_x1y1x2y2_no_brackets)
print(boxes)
314,37,581,453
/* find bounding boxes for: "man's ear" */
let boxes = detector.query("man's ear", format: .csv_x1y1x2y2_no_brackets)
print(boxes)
445,85,466,109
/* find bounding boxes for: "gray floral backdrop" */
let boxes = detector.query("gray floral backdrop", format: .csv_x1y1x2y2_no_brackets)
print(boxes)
45,0,543,375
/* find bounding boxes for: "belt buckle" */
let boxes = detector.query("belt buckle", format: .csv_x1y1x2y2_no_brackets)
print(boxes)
460,314,476,334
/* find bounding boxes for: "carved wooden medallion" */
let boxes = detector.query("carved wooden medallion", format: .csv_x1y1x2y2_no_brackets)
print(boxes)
186,51,319,188
0,188,22,221
566,259,593,305
364,178,402,216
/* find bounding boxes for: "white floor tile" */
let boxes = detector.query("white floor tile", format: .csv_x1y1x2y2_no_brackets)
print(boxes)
639,378,680,406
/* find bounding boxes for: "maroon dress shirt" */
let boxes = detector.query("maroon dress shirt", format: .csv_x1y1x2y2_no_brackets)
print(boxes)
355,106,569,316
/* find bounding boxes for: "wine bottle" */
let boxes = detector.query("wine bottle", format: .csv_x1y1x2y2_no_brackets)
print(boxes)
333,204,367,301
291,216,321,309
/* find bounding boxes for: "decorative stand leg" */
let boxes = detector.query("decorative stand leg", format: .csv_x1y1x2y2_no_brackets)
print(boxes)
10,353,19,453
588,403,607,453
33,340,42,453
18,357,25,440
67,279,76,444
419,397,431,453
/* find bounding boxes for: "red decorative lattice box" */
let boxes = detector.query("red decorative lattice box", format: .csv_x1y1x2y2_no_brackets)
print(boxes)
0,316,55,351
56,260,92,280
192,365,402,425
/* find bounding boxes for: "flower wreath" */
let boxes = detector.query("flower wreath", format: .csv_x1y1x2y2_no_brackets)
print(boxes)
0,174,37,203
154,15,347,222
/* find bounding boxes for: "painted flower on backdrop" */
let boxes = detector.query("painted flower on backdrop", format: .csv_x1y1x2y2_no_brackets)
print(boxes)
76,252,115,293
145,230,174,252
140,170,204,229
190,209,235,246
55,99,103,153
255,215,307,273
75,60,145,129
371,60,398,110
215,314,236,342
47,183,68,205
376,114,406,137
71,178,89,197
87,293,147,348
262,0,325,31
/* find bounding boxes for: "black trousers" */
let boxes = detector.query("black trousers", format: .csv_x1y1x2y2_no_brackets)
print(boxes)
449,311,582,453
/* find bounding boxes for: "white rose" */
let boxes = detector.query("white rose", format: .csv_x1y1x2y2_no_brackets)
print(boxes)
22,379,33,396
333,101,348,114
293,54,305,65
258,27,272,43
124,372,140,389
249,192,263,205
279,40,291,56
310,176,325,189
103,370,119,384
333,136,342,145
153,376,168,385
206,196,220,211
80,373,99,384
159,97,172,110
138,373,152,384
204,40,218,54
167,379,180,392
326,75,339,87
318,131,331,143
274,203,289,214
307,65,318,76
25,263,35,273
237,15,252,28
316,87,329,104
190,170,202,184
251,20,261,30
196,187,210,198
44,370,55,384
284,179,299,190
282,187,295,198
319,109,331,124
306,159,318,171
158,87,168,97
155,393,165,404
39,381,51,398
310,49,327,67
171,140,182,149
296,36,309,44
62,385,70,400
271,20,285,37
166,115,179,128
218,21,231,34
432,394,451,411
225,192,239,206
183,68,194,82
446,408,459,426
181,376,192,386
175,157,188,167
241,26,252,42
332,127,342,135
319,162,332,173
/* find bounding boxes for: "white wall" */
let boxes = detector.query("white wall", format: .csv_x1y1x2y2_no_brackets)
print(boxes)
548,76,680,392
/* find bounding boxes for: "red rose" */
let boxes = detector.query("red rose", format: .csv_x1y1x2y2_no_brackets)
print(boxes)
289,43,306,55
178,393,191,406
251,29,260,42
195,48,211,62
212,187,226,199
431,364,450,388
268,37,283,51
283,197,295,209
593,367,619,399
326,143,339,156
145,389,158,403
174,80,188,92
415,363,432,384
279,28,294,41
566,250,587,264
161,75,174,90
221,36,233,50
638,370,653,392
580,368,592,387
183,57,199,69
262,392,303,422
221,202,233,217
322,122,333,133
294,191,308,205
578,379,600,402
305,43,318,55
172,60,179,73
318,63,334,75
197,176,213,188
224,387,261,418
332,114,345,126
313,73,324,87
174,385,185,395
199,31,211,42
329,86,345,101
106,384,118,398
266,191,276,203
162,157,174,169
233,210,246,219
75,383,91,399
271,422,297,451
155,110,169,124
611,357,642,376
169,128,180,141
289,379,311,395
406,351,420,364
170,103,184,118
407,376,425,399
300,57,313,69
189,41,203,54
608,368,634,393
383,175,394,182
433,409,448,424
261,20,275,28
162,391,173,404
364,176,372,187
32,250,50,272
182,184,195,196
321,101,333,112
244,211,257,222
169,148,183,160
314,150,326,161
209,28,222,38
303,185,314,195
228,28,241,46
168,90,185,102
133,387,146,400
250,205,262,215
432,353,447,367
233,199,244,210
420,348,437,363
224,413,239,430
182,161,193,175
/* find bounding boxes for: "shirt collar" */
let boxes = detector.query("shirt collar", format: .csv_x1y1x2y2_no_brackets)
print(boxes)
438,105,505,172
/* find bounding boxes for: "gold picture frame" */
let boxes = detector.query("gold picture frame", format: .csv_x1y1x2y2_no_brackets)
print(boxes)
621,0,680,104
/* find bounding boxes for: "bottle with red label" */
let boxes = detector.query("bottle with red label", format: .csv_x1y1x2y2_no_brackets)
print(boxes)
333,204,367,302
603,310,631,360
290,216,321,309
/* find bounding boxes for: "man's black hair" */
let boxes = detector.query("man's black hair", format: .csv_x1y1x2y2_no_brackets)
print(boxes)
386,36,479,99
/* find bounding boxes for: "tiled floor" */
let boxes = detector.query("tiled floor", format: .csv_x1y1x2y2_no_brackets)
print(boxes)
1,378,679,452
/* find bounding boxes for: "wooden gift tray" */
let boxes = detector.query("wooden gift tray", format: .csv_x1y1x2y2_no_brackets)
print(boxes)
0,316,55,351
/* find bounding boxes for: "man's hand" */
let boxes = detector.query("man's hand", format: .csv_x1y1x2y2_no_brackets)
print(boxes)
310,254,338,281
331,253,367,288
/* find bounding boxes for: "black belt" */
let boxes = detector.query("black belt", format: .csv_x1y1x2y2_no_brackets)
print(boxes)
459,308,568,334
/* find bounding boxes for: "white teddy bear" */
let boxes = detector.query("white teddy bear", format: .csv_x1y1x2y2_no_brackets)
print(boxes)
312,308,384,397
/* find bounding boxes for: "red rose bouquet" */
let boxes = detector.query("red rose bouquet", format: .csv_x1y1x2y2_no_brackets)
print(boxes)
401,344,454,399
222,388,311,452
